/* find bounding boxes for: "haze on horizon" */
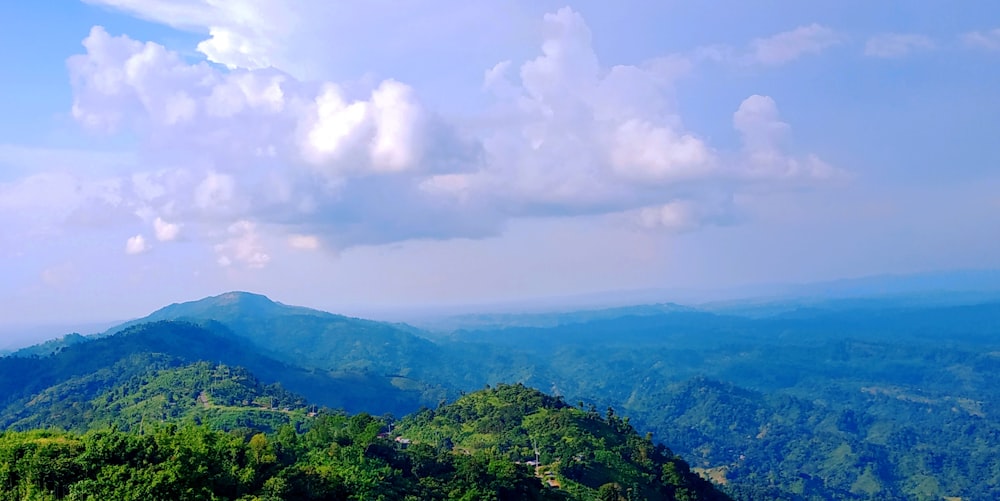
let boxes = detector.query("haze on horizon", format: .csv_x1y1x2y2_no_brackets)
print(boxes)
1,1,999,329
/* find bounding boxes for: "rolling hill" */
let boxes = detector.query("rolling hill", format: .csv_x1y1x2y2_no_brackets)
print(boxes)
5,291,1000,499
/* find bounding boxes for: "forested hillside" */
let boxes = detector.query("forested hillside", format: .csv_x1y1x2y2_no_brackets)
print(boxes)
395,383,727,501
448,303,1000,500
4,292,999,499
4,360,311,434
0,320,429,418
0,383,729,501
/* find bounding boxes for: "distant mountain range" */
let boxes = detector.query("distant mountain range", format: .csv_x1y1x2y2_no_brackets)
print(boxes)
4,284,1000,499
384,268,1000,331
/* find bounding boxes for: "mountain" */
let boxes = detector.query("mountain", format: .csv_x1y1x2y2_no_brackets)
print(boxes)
449,302,1000,500
0,320,427,419
4,359,312,433
0,320,122,353
0,383,731,500
396,383,729,501
141,291,330,322
417,302,698,333
107,292,452,394
9,332,88,358
416,268,1000,315
6,290,1000,499
90,292,584,411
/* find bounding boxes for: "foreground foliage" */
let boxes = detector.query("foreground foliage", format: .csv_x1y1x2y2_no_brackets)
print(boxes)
0,384,728,501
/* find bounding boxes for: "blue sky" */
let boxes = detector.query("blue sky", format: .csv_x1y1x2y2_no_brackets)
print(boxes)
1,1,999,333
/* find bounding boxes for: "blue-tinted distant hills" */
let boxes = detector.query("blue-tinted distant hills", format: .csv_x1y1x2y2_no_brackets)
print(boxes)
111,291,448,380
5,272,1000,499
141,290,335,322
408,268,1000,331
3,292,457,416
698,269,1000,317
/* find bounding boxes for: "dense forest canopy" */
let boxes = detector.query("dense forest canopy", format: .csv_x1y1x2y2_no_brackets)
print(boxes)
0,381,727,500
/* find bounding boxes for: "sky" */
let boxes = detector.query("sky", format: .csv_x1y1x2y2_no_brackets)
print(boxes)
1,1,999,333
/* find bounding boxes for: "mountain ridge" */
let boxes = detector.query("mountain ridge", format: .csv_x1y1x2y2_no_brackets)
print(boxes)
5,288,1000,499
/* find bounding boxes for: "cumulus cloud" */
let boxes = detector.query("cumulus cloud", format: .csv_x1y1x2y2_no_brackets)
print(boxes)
193,171,239,213
685,24,842,68
634,197,737,233
82,0,291,70
467,6,716,212
84,0,528,84
963,28,1000,51
66,25,481,244
69,26,446,181
745,24,842,65
733,95,843,181
864,33,935,57
299,79,427,174
125,234,151,254
68,27,205,132
153,217,180,241
418,9,840,233
214,220,270,268
52,6,845,259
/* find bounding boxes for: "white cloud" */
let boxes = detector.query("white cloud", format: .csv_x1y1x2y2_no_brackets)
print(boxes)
193,171,238,213
70,26,469,180
84,0,529,83
125,234,151,254
483,60,513,94
963,28,1000,51
288,234,320,251
205,73,285,117
745,24,842,65
299,80,428,175
734,95,844,181
68,26,213,132
198,25,277,71
468,6,718,212
370,81,424,172
733,95,790,152
420,9,840,236
864,33,935,58
636,201,711,233
624,192,740,234
54,7,844,256
214,220,270,268
153,217,180,241
520,7,600,103
82,0,290,70
608,120,713,182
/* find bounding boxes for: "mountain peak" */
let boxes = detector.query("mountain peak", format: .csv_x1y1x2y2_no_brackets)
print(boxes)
210,291,276,307
128,291,335,329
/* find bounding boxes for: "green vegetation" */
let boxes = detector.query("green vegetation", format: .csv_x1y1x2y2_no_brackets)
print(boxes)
396,383,727,501
444,303,1000,500
0,384,728,500
6,360,310,434
0,320,428,418
5,292,1000,499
